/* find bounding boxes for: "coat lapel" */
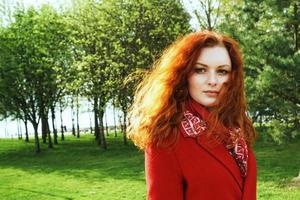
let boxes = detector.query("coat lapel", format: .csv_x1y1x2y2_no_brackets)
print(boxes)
181,98,245,191
196,134,244,191
241,147,257,199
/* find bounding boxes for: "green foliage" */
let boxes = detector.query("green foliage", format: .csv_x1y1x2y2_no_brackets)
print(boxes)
1,0,191,150
0,5,73,122
218,0,300,142
0,5,75,151
101,0,191,115
67,0,112,101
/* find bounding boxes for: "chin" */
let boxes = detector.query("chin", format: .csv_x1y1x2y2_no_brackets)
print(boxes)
197,98,216,106
197,101,216,108
192,96,217,107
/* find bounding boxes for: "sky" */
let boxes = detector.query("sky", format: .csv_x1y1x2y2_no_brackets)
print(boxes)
20,0,198,9
6,0,71,9
21,0,72,10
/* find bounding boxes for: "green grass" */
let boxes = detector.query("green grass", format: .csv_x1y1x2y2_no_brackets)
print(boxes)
254,139,300,200
0,133,299,200
0,134,146,200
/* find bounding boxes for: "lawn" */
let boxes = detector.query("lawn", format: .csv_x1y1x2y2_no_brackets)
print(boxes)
254,138,300,200
0,133,299,200
0,134,146,200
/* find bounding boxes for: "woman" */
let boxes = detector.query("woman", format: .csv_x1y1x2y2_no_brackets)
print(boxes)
127,31,257,200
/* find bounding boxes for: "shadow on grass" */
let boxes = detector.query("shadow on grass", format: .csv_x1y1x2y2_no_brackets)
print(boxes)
4,187,74,200
0,134,145,183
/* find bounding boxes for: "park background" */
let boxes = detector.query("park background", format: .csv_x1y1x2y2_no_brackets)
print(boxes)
0,0,299,199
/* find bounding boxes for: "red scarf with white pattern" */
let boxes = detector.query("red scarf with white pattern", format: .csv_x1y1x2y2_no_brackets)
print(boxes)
180,98,248,178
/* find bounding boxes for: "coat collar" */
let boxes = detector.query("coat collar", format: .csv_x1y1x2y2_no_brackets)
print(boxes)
180,99,244,190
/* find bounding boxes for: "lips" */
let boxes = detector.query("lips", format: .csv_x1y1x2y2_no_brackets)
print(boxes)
203,90,219,97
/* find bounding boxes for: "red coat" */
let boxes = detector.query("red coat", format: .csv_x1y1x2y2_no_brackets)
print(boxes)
145,131,257,200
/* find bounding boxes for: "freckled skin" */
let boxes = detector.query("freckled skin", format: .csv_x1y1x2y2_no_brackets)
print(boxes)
188,45,232,107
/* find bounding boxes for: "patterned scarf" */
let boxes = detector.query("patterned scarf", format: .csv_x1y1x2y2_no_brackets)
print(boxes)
180,98,248,178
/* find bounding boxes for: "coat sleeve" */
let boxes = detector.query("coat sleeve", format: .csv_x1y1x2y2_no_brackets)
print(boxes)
242,147,257,200
145,146,184,200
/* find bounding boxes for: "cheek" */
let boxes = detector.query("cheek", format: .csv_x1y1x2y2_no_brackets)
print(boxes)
219,75,230,85
188,74,204,88
187,75,194,88
187,76,196,94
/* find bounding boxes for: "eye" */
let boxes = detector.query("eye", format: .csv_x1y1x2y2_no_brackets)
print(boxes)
217,69,230,75
195,68,206,73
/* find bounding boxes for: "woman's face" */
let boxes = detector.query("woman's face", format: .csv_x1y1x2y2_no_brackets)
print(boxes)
188,45,232,107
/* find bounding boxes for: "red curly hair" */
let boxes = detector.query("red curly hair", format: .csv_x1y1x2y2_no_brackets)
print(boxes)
127,31,256,150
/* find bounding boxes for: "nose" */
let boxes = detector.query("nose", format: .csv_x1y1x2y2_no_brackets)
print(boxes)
207,72,217,86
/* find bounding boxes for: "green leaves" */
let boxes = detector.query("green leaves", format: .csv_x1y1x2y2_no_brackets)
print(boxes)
100,0,191,110
0,5,73,125
219,0,300,141
0,0,191,140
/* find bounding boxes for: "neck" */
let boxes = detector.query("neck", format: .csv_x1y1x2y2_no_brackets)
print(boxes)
205,106,215,111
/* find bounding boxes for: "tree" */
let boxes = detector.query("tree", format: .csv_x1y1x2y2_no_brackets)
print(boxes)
0,5,73,152
0,8,42,152
68,0,112,149
102,0,191,144
184,0,221,31
218,0,300,141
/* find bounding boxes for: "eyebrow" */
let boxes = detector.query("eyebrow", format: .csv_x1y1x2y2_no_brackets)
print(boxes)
195,62,231,68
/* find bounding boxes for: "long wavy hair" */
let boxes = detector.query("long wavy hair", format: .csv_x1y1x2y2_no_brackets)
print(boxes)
127,31,256,150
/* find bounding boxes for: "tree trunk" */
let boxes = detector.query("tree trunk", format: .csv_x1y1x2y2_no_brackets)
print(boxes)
30,95,40,153
105,109,109,136
259,115,263,127
41,105,47,143
113,102,117,137
122,109,127,145
89,111,93,134
46,118,53,148
24,116,29,142
94,97,100,142
33,123,40,153
17,119,22,140
51,105,58,145
76,94,80,138
118,114,123,134
71,97,76,136
98,109,107,149
60,101,65,141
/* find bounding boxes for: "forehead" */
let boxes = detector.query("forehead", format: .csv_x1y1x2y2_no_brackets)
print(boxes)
196,46,232,67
